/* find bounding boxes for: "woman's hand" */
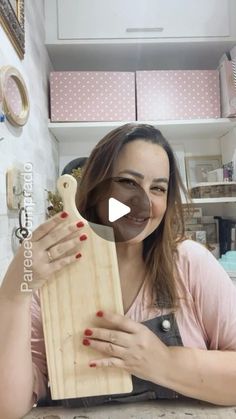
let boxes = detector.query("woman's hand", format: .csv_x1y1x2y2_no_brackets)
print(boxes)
1,211,87,300
82,310,171,385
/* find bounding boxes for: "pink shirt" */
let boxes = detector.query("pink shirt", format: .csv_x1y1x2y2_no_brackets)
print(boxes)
31,239,236,401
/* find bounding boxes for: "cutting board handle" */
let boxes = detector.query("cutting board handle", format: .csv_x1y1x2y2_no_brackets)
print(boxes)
57,174,85,220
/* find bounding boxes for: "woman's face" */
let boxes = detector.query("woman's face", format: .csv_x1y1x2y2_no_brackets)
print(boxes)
96,139,170,243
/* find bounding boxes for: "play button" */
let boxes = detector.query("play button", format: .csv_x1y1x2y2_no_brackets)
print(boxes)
79,176,150,242
108,198,130,222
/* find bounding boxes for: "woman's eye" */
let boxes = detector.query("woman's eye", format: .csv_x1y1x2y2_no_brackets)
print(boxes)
116,177,137,187
152,186,167,193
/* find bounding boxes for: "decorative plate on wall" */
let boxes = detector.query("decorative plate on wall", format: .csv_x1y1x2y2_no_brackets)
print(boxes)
0,65,30,126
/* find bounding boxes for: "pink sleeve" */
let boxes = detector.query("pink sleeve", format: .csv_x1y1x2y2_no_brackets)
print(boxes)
179,240,236,350
30,290,48,401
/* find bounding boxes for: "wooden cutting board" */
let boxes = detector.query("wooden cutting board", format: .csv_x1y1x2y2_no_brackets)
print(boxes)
40,174,133,400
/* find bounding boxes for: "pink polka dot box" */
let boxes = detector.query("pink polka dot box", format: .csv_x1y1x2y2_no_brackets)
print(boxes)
50,71,136,122
136,70,221,120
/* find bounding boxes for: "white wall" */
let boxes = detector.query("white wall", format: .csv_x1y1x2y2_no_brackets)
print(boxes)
0,0,59,282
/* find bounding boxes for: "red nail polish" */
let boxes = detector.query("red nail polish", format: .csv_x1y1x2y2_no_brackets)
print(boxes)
89,363,96,368
83,338,90,346
60,211,69,219
96,310,104,317
80,234,87,241
84,329,93,336
76,221,84,228
75,253,82,259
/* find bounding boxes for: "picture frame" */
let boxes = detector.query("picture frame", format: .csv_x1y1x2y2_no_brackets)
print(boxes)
185,155,222,189
203,222,218,244
0,0,25,59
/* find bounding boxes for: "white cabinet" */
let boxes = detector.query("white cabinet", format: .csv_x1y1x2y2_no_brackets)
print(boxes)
57,0,230,40
45,0,236,71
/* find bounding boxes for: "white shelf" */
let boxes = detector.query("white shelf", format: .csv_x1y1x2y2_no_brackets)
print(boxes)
45,40,236,72
193,181,236,187
49,118,236,143
192,197,236,204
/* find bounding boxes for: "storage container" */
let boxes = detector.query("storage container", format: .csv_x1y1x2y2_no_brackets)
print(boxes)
50,71,136,122
136,70,221,120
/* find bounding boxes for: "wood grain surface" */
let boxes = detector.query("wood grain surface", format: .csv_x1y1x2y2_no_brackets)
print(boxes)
40,174,132,399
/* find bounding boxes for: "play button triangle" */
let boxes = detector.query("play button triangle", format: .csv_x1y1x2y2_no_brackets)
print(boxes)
108,197,131,222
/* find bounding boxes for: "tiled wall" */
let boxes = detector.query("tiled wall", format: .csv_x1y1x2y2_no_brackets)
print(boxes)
0,0,59,283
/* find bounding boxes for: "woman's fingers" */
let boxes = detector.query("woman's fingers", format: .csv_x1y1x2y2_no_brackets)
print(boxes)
82,337,126,360
39,218,85,251
3,211,88,297
31,211,69,242
46,234,86,262
25,211,88,287
47,251,83,276
21,238,84,289
84,327,131,348
89,357,125,369
94,310,140,334
81,313,142,363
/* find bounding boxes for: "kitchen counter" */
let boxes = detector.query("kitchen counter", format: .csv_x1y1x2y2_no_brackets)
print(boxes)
23,399,236,418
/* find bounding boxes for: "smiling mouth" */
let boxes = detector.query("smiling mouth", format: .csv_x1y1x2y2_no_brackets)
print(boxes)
124,214,149,223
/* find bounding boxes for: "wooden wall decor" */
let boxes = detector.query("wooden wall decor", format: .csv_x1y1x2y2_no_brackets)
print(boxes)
0,66,30,126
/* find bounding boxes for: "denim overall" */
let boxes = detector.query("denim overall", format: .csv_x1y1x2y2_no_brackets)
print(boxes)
38,312,183,408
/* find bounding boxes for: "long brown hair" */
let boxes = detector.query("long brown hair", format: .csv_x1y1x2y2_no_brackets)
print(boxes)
76,123,187,309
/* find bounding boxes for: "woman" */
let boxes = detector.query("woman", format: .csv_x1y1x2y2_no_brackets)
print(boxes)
1,124,236,418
